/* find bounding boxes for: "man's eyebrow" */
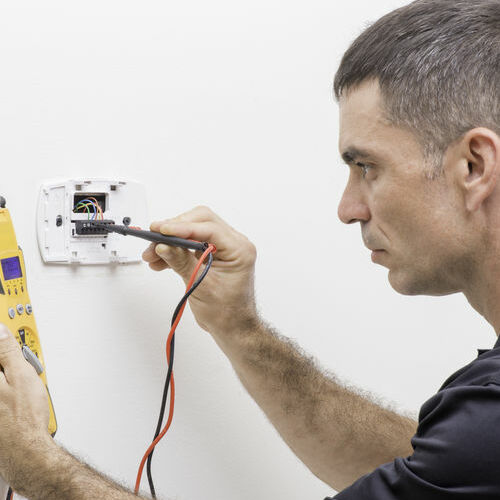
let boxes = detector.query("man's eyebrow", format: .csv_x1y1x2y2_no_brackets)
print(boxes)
341,147,378,165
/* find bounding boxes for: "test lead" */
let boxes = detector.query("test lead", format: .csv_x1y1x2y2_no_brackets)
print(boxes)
92,222,210,252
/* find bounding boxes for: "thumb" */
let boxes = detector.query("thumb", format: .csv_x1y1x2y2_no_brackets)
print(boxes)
0,324,26,374
155,244,198,283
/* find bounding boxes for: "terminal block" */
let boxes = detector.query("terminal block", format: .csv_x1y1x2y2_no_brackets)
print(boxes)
73,219,115,235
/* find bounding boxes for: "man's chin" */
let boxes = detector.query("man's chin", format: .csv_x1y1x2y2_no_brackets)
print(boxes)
388,271,422,295
388,269,459,297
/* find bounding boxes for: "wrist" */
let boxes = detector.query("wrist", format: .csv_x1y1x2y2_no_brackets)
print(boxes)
6,432,60,494
213,308,263,340
210,311,267,359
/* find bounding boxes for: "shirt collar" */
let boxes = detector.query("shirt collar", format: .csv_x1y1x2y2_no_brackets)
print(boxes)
440,336,500,390
477,335,500,357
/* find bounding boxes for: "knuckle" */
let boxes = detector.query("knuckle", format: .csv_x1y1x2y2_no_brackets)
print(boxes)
166,214,188,225
248,241,257,259
238,237,257,265
206,220,218,233
178,262,192,278
1,344,20,358
245,241,258,263
193,205,212,217
149,260,167,271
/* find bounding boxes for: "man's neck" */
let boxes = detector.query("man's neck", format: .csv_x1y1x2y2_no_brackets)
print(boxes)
463,252,500,337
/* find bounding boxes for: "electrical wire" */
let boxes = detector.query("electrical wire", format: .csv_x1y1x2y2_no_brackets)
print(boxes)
146,250,214,498
75,200,96,219
74,198,104,220
86,197,104,220
136,246,215,497
134,244,216,497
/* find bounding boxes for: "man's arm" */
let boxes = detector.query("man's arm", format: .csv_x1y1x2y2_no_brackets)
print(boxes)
146,206,418,492
10,434,152,500
213,317,417,491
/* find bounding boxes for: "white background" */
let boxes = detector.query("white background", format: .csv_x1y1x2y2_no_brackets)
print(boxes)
0,1,495,499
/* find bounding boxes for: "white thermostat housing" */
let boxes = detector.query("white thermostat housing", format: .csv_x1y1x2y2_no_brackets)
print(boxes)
36,178,149,264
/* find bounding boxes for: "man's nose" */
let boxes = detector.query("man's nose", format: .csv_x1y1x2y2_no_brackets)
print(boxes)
337,184,370,224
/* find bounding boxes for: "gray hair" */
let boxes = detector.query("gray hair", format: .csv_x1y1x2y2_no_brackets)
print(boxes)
334,0,500,177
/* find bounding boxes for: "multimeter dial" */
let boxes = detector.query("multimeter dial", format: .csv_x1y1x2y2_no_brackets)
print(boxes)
16,326,40,356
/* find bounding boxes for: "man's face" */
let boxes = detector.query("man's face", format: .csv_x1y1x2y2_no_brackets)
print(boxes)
337,79,470,296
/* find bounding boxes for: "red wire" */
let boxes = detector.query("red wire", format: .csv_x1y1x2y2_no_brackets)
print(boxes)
134,243,216,495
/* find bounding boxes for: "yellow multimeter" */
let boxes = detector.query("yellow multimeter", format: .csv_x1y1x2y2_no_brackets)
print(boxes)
0,198,57,436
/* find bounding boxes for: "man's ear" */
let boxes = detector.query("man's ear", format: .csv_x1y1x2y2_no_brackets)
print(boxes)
460,128,500,212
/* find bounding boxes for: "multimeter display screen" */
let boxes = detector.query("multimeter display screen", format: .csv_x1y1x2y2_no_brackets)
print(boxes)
1,257,22,281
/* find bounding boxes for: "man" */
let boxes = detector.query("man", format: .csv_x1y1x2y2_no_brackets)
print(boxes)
0,0,499,498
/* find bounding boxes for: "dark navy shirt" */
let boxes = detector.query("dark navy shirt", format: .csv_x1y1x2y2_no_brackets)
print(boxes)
327,335,500,499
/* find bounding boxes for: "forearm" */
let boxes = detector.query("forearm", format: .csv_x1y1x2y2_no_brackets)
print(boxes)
212,318,417,491
7,434,155,500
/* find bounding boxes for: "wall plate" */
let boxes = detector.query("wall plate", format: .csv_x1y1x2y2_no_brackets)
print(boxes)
37,178,149,264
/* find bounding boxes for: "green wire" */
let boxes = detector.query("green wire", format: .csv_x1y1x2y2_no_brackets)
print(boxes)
75,202,92,219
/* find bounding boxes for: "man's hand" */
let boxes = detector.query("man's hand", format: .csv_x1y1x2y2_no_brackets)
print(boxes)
144,205,261,337
0,323,50,483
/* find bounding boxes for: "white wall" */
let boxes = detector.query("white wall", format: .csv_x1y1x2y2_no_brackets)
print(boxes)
0,1,495,499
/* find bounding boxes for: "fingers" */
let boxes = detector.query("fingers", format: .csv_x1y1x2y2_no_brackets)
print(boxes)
142,241,197,281
154,245,199,283
146,205,256,276
142,243,170,269
0,324,34,383
150,206,240,247
148,259,170,271
150,205,224,232
159,221,229,249
153,217,247,263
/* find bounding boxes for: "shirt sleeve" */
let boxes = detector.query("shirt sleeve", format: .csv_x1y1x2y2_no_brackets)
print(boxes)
327,383,500,500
